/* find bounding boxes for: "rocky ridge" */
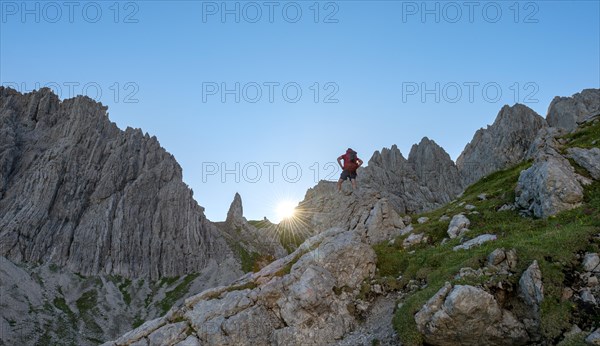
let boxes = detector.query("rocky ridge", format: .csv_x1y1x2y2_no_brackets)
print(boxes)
0,87,234,280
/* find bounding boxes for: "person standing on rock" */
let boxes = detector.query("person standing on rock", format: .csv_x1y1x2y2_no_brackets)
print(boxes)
337,148,363,191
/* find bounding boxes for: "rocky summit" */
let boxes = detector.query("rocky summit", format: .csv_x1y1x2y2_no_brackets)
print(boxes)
456,103,546,187
2,87,600,346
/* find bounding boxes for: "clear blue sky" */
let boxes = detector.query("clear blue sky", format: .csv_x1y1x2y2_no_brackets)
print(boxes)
1,1,599,222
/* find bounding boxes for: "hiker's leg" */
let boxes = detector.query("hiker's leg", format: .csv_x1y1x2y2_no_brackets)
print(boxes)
338,170,349,191
350,172,358,189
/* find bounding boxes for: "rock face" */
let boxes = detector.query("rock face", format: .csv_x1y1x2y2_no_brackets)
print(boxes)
567,147,600,180
296,181,410,245
0,255,241,346
103,227,377,346
515,127,589,218
547,89,600,132
0,87,233,279
363,139,463,213
456,104,546,187
415,283,529,346
407,137,464,205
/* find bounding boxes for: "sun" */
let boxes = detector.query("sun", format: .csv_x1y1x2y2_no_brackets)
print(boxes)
275,200,297,222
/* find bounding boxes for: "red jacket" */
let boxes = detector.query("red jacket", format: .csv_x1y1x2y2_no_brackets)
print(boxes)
342,153,360,172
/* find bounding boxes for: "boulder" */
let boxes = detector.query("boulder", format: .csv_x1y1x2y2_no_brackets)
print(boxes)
519,261,544,310
403,233,425,248
453,234,497,251
583,253,600,272
586,328,600,345
487,248,518,273
447,214,470,239
516,127,586,218
415,283,528,345
515,157,585,218
580,288,597,305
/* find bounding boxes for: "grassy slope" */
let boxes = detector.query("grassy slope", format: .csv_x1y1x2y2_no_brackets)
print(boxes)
373,120,600,345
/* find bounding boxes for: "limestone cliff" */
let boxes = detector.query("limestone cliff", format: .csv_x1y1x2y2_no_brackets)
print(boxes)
0,87,233,279
456,104,546,187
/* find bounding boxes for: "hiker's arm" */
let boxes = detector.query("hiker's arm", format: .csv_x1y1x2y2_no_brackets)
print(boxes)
357,158,364,167
337,156,343,169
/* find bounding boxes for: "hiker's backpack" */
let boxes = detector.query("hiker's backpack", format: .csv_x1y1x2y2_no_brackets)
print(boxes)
348,150,357,161
346,149,359,171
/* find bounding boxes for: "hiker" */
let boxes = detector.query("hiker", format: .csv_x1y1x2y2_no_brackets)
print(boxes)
337,148,363,191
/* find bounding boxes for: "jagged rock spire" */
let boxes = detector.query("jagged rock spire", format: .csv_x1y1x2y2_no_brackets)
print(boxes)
225,192,245,227
456,104,546,187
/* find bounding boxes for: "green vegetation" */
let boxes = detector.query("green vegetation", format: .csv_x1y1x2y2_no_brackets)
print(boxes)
225,281,258,292
234,241,262,273
118,279,132,305
75,290,98,313
562,118,600,149
51,295,80,344
37,328,52,346
53,297,75,323
373,156,600,345
248,219,270,228
75,290,103,336
278,224,307,254
274,248,308,277
223,234,270,273
48,263,59,273
108,275,133,305
132,315,145,329
159,276,180,287
157,273,199,315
